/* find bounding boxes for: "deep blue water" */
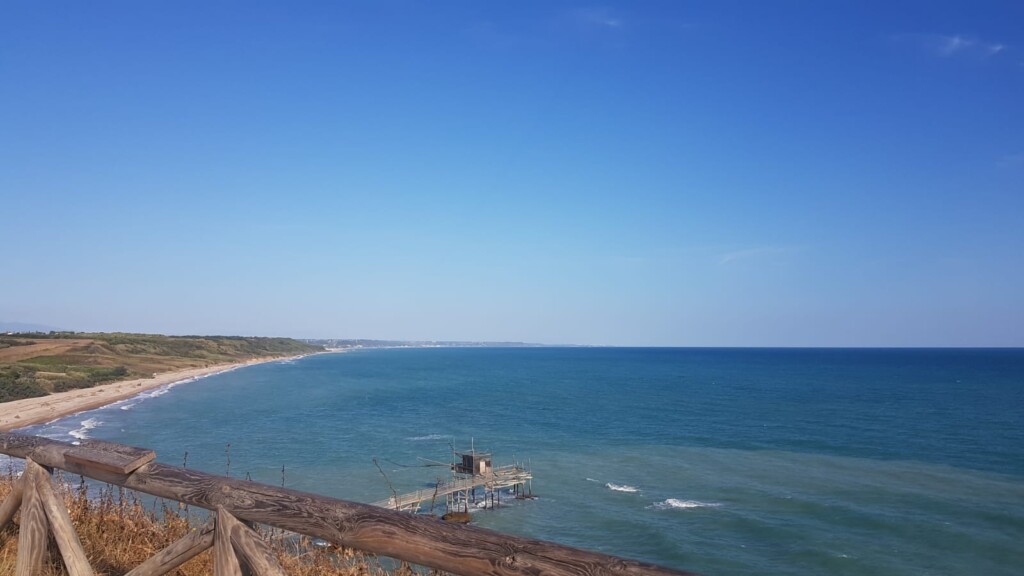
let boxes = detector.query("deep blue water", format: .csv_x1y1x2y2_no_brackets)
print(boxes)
18,347,1024,575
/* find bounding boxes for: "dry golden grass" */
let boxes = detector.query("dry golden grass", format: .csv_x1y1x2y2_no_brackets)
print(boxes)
0,473,426,576
0,340,94,363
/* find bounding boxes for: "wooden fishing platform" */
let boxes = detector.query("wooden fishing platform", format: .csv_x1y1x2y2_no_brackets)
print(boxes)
373,463,533,511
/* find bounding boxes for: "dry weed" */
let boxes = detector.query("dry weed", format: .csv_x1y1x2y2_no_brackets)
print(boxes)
0,472,430,576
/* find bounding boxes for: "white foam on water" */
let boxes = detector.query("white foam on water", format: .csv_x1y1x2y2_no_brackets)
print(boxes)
124,367,242,408
147,386,171,398
135,374,204,401
12,365,250,448
585,477,599,483
648,498,721,510
406,434,447,441
606,483,640,493
474,498,506,510
69,417,102,440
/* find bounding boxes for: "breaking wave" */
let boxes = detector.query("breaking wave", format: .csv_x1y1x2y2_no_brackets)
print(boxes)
69,417,102,441
135,376,200,400
649,498,720,510
406,434,448,441
606,483,640,493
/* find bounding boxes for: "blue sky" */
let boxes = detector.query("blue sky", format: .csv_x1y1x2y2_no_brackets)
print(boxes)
1,1,1022,346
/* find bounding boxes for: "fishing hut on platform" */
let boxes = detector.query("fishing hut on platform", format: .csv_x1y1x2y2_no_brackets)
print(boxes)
373,442,533,516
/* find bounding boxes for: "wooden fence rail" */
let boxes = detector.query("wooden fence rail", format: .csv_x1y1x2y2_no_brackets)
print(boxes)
0,433,695,576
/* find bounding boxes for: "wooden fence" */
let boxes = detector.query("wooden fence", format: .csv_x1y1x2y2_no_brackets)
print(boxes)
0,433,695,576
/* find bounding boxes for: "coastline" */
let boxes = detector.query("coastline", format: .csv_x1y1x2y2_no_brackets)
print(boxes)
0,353,313,432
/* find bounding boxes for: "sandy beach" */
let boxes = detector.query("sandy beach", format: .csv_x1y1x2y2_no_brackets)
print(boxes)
0,355,305,432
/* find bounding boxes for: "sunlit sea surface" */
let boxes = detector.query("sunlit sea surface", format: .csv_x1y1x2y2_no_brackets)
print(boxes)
17,348,1024,575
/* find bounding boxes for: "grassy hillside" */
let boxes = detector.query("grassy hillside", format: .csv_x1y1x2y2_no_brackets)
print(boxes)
0,333,321,403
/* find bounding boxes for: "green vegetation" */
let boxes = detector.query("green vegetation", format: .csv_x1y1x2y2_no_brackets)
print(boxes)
0,338,33,350
0,366,47,402
0,332,321,403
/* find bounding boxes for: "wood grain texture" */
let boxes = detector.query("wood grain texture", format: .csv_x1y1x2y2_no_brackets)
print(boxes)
123,517,215,576
0,432,697,576
64,439,156,474
30,459,96,576
216,507,244,576
220,508,286,576
14,458,49,576
0,474,23,529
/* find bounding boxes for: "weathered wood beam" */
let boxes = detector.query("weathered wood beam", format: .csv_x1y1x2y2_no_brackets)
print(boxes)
14,459,49,576
123,517,215,576
0,474,23,529
31,458,95,576
0,432,696,576
220,508,286,576
215,507,244,576
65,439,155,474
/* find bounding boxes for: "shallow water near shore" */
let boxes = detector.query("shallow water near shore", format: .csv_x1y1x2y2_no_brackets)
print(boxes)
17,347,1024,575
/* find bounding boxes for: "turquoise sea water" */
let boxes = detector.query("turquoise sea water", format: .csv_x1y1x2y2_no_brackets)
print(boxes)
18,348,1024,575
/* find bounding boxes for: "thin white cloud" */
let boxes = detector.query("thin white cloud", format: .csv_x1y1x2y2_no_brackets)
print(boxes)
996,151,1024,168
572,7,623,30
897,33,1009,60
938,34,973,56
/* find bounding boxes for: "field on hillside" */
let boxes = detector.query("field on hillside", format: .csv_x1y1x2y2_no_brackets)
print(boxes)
0,333,320,402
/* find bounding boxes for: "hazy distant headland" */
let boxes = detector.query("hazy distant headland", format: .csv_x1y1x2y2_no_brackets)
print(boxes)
304,338,557,350
0,321,62,333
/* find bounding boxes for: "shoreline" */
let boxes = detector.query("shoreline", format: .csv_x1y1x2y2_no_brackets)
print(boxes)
0,353,315,432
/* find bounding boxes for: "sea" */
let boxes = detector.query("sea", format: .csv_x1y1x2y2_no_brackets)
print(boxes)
12,347,1024,575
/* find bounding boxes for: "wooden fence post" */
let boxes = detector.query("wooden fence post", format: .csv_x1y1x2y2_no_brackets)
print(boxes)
31,459,95,576
219,508,286,576
0,474,23,529
14,459,49,576
215,507,243,576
